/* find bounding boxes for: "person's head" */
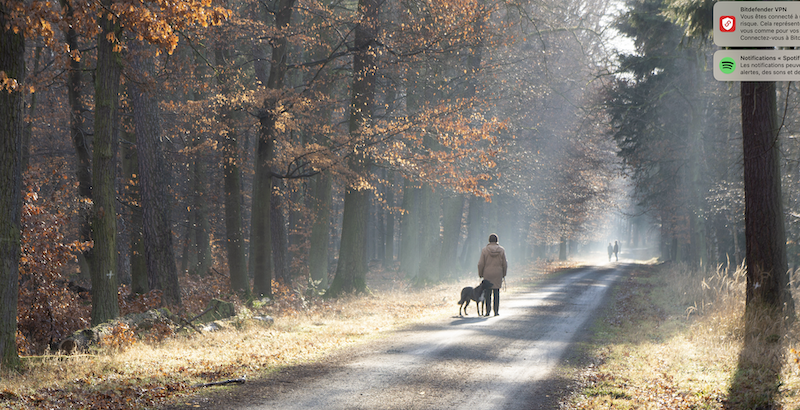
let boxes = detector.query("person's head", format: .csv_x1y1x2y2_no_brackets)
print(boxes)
489,233,498,243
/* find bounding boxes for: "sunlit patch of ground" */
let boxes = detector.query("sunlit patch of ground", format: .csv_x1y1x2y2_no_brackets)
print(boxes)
563,262,800,409
570,247,661,267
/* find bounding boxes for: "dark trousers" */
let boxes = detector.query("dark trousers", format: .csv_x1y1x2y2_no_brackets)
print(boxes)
483,288,500,315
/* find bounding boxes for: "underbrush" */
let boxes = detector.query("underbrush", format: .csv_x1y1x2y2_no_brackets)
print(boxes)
565,262,800,409
0,262,559,409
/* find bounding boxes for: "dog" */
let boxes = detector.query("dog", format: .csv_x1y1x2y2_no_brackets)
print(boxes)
458,279,494,316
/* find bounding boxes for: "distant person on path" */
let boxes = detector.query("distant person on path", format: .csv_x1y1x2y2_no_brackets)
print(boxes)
613,240,619,261
478,233,507,317
607,243,613,262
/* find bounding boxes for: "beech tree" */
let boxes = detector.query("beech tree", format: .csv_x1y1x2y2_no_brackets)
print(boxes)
326,0,379,297
249,0,296,298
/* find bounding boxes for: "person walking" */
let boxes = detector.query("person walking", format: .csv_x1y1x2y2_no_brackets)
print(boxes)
613,240,619,261
607,243,613,262
478,233,507,317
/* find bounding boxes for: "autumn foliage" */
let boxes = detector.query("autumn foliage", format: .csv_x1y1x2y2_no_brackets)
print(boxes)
15,167,233,355
17,173,91,355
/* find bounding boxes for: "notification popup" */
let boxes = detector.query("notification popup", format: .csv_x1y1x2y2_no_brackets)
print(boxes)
714,1,800,81
714,1,800,47
714,50,800,81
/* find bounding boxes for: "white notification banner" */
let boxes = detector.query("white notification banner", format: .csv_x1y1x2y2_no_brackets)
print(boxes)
714,49,800,81
714,1,800,47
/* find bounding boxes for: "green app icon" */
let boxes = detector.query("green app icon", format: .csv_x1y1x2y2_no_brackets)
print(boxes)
720,57,736,74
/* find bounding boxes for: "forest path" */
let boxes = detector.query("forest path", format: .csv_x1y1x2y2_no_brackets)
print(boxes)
173,264,628,410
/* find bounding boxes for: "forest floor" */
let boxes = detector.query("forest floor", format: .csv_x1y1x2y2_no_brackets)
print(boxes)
562,261,800,409
0,259,572,409
6,253,800,409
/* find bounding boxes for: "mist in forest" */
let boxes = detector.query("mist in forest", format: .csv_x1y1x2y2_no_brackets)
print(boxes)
6,0,800,359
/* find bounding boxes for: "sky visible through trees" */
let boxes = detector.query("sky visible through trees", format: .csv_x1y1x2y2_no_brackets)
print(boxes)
1,0,799,371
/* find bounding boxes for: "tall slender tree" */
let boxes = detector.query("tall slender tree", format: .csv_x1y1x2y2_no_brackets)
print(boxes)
129,42,181,307
741,81,790,312
215,43,249,297
309,171,333,288
90,0,123,324
61,0,94,279
250,0,296,298
0,0,25,368
326,0,380,297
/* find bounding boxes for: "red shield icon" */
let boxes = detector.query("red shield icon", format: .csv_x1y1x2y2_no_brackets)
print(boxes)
720,16,736,32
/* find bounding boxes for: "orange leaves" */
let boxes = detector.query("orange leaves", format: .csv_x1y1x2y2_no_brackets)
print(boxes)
383,0,487,54
361,97,506,197
3,0,60,48
11,0,231,60
17,175,93,355
99,323,138,352
69,47,81,62
0,71,20,93
108,0,231,55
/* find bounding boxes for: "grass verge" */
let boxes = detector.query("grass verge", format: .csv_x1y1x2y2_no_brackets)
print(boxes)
564,262,800,409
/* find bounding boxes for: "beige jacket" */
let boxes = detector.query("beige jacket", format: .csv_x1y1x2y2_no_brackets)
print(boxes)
478,243,507,290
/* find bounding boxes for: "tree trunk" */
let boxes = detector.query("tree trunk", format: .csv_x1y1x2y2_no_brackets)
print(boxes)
373,178,384,263
399,178,420,278
307,76,336,288
91,4,122,325
250,131,274,298
130,41,181,307
184,50,210,277
215,45,249,297
20,48,44,176
221,120,248,295
191,148,212,276
61,0,95,281
250,0,295,298
122,124,147,294
460,196,484,268
384,171,395,265
686,54,707,269
309,172,332,288
288,179,306,281
327,0,379,297
416,183,441,284
741,81,793,315
440,194,463,278
0,0,24,367
271,179,290,284
327,184,369,297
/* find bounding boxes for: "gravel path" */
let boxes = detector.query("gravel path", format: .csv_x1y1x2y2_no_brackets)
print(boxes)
169,264,627,410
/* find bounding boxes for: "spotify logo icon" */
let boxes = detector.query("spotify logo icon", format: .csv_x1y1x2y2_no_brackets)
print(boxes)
719,57,736,74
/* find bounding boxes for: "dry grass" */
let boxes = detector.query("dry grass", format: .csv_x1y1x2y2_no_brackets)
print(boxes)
0,262,565,409
566,262,800,409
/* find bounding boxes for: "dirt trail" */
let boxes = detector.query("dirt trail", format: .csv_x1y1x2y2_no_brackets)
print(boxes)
170,264,627,410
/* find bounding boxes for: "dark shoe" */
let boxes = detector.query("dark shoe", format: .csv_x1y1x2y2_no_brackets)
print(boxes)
494,312,499,316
